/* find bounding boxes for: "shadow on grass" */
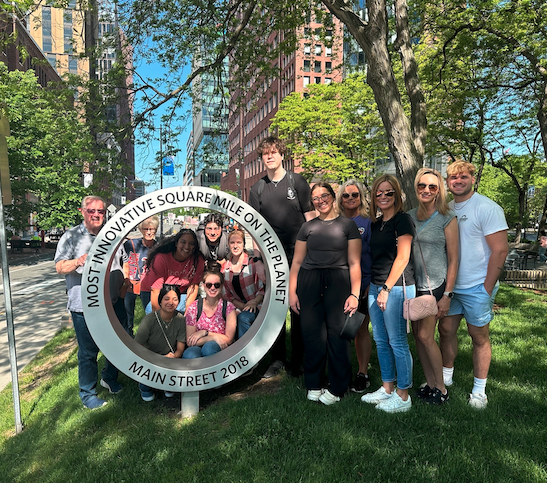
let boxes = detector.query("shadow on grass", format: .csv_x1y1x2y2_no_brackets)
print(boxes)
1,284,546,482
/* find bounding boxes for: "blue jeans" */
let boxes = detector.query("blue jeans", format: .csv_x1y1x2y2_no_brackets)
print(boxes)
145,293,186,315
237,310,257,339
71,311,118,404
368,284,414,390
182,341,222,358
138,382,154,397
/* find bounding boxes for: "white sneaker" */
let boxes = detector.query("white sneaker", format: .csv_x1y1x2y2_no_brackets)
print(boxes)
307,389,324,402
318,389,340,405
376,393,412,413
444,378,454,387
468,392,488,409
361,386,393,404
164,391,175,398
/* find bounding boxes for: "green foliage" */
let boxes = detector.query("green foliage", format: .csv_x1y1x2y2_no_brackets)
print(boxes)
0,62,127,230
271,75,387,183
0,64,93,230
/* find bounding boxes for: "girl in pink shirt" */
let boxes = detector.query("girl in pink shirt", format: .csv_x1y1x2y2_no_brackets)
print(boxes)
183,270,237,358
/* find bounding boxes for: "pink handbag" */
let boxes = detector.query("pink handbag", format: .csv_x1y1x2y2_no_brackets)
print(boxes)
402,226,439,330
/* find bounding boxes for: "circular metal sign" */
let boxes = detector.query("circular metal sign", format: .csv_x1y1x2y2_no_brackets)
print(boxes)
82,187,289,391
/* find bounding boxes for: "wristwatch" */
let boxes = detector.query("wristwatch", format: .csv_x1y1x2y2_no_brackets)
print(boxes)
443,291,454,298
382,284,391,293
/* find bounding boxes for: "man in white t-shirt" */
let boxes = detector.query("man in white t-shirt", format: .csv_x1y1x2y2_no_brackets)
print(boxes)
439,161,509,409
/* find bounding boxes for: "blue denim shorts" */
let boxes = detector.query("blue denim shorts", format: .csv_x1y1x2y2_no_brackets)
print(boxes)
446,282,499,327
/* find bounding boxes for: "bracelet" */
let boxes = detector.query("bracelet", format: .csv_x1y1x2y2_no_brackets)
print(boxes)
350,294,359,300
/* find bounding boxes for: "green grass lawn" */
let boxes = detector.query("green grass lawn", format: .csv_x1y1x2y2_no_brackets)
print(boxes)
0,284,546,483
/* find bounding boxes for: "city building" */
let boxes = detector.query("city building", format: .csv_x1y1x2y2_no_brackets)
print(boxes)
26,0,135,206
222,13,344,200
0,8,62,87
185,46,229,189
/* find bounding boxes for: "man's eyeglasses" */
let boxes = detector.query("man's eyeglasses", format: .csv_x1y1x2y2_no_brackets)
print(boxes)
375,190,395,198
417,183,439,193
205,282,221,289
312,193,331,203
84,209,106,215
342,192,360,199
142,228,157,232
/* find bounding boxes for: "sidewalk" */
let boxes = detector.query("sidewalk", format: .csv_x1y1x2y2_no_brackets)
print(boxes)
0,247,56,270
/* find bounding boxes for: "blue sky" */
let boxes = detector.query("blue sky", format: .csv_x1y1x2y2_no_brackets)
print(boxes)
132,60,191,192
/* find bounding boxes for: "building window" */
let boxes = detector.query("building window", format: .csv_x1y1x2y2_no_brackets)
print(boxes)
304,27,311,38
315,77,321,84
325,77,332,84
304,44,311,55
303,76,310,87
303,60,310,72
314,61,321,73
326,47,332,56
315,44,322,55
69,55,78,73
325,61,332,73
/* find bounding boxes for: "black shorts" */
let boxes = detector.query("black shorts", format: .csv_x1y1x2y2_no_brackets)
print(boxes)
417,280,446,302
357,284,370,315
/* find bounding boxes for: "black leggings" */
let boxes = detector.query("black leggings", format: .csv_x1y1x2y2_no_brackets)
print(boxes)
297,268,352,396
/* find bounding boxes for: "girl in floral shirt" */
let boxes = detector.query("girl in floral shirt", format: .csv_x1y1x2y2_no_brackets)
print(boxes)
183,269,237,358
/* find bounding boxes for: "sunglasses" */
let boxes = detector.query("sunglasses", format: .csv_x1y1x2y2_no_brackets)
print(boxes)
142,227,157,232
205,282,221,289
84,209,106,215
342,192,360,199
375,190,395,198
417,183,439,193
312,193,331,203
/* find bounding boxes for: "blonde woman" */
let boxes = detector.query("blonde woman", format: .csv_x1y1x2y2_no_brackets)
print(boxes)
336,180,373,393
408,168,458,405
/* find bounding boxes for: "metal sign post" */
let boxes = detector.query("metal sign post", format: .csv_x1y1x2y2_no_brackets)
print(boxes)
0,110,23,433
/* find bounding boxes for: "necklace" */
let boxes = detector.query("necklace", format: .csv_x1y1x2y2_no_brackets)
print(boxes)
269,171,286,188
380,216,393,231
156,311,174,328
319,215,338,226
454,195,473,210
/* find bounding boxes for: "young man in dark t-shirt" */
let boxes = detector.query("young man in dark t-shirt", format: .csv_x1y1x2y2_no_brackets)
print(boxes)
249,136,315,378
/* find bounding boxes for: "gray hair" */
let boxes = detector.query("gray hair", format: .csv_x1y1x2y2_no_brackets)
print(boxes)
139,215,160,231
81,195,106,210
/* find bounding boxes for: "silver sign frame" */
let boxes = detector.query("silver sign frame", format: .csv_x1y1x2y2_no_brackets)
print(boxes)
82,187,289,392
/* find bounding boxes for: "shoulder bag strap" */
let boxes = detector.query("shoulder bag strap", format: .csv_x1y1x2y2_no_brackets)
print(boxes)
130,239,142,279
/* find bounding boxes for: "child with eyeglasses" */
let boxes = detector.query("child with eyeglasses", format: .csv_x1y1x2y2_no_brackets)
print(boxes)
183,269,237,359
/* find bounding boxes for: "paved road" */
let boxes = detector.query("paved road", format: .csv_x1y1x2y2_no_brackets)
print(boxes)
0,258,68,392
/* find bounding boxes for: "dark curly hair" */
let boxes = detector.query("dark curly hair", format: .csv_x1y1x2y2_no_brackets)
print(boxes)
145,229,201,271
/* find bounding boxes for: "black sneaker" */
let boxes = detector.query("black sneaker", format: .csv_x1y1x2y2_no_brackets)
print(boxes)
416,384,432,400
350,372,371,393
425,388,449,405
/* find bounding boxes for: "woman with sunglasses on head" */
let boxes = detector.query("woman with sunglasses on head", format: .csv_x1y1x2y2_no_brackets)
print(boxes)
183,269,237,358
144,229,205,315
289,182,362,405
222,229,265,339
408,168,458,405
336,180,373,393
122,216,160,336
134,284,186,401
361,174,415,413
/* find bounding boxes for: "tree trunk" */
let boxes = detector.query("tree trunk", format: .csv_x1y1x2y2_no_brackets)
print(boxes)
322,0,422,208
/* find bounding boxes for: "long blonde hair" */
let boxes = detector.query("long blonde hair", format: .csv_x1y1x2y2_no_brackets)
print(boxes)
336,179,369,218
414,168,450,219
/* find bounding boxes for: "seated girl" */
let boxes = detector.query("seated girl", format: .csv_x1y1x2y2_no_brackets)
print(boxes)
134,285,186,401
183,270,237,359
222,229,265,339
